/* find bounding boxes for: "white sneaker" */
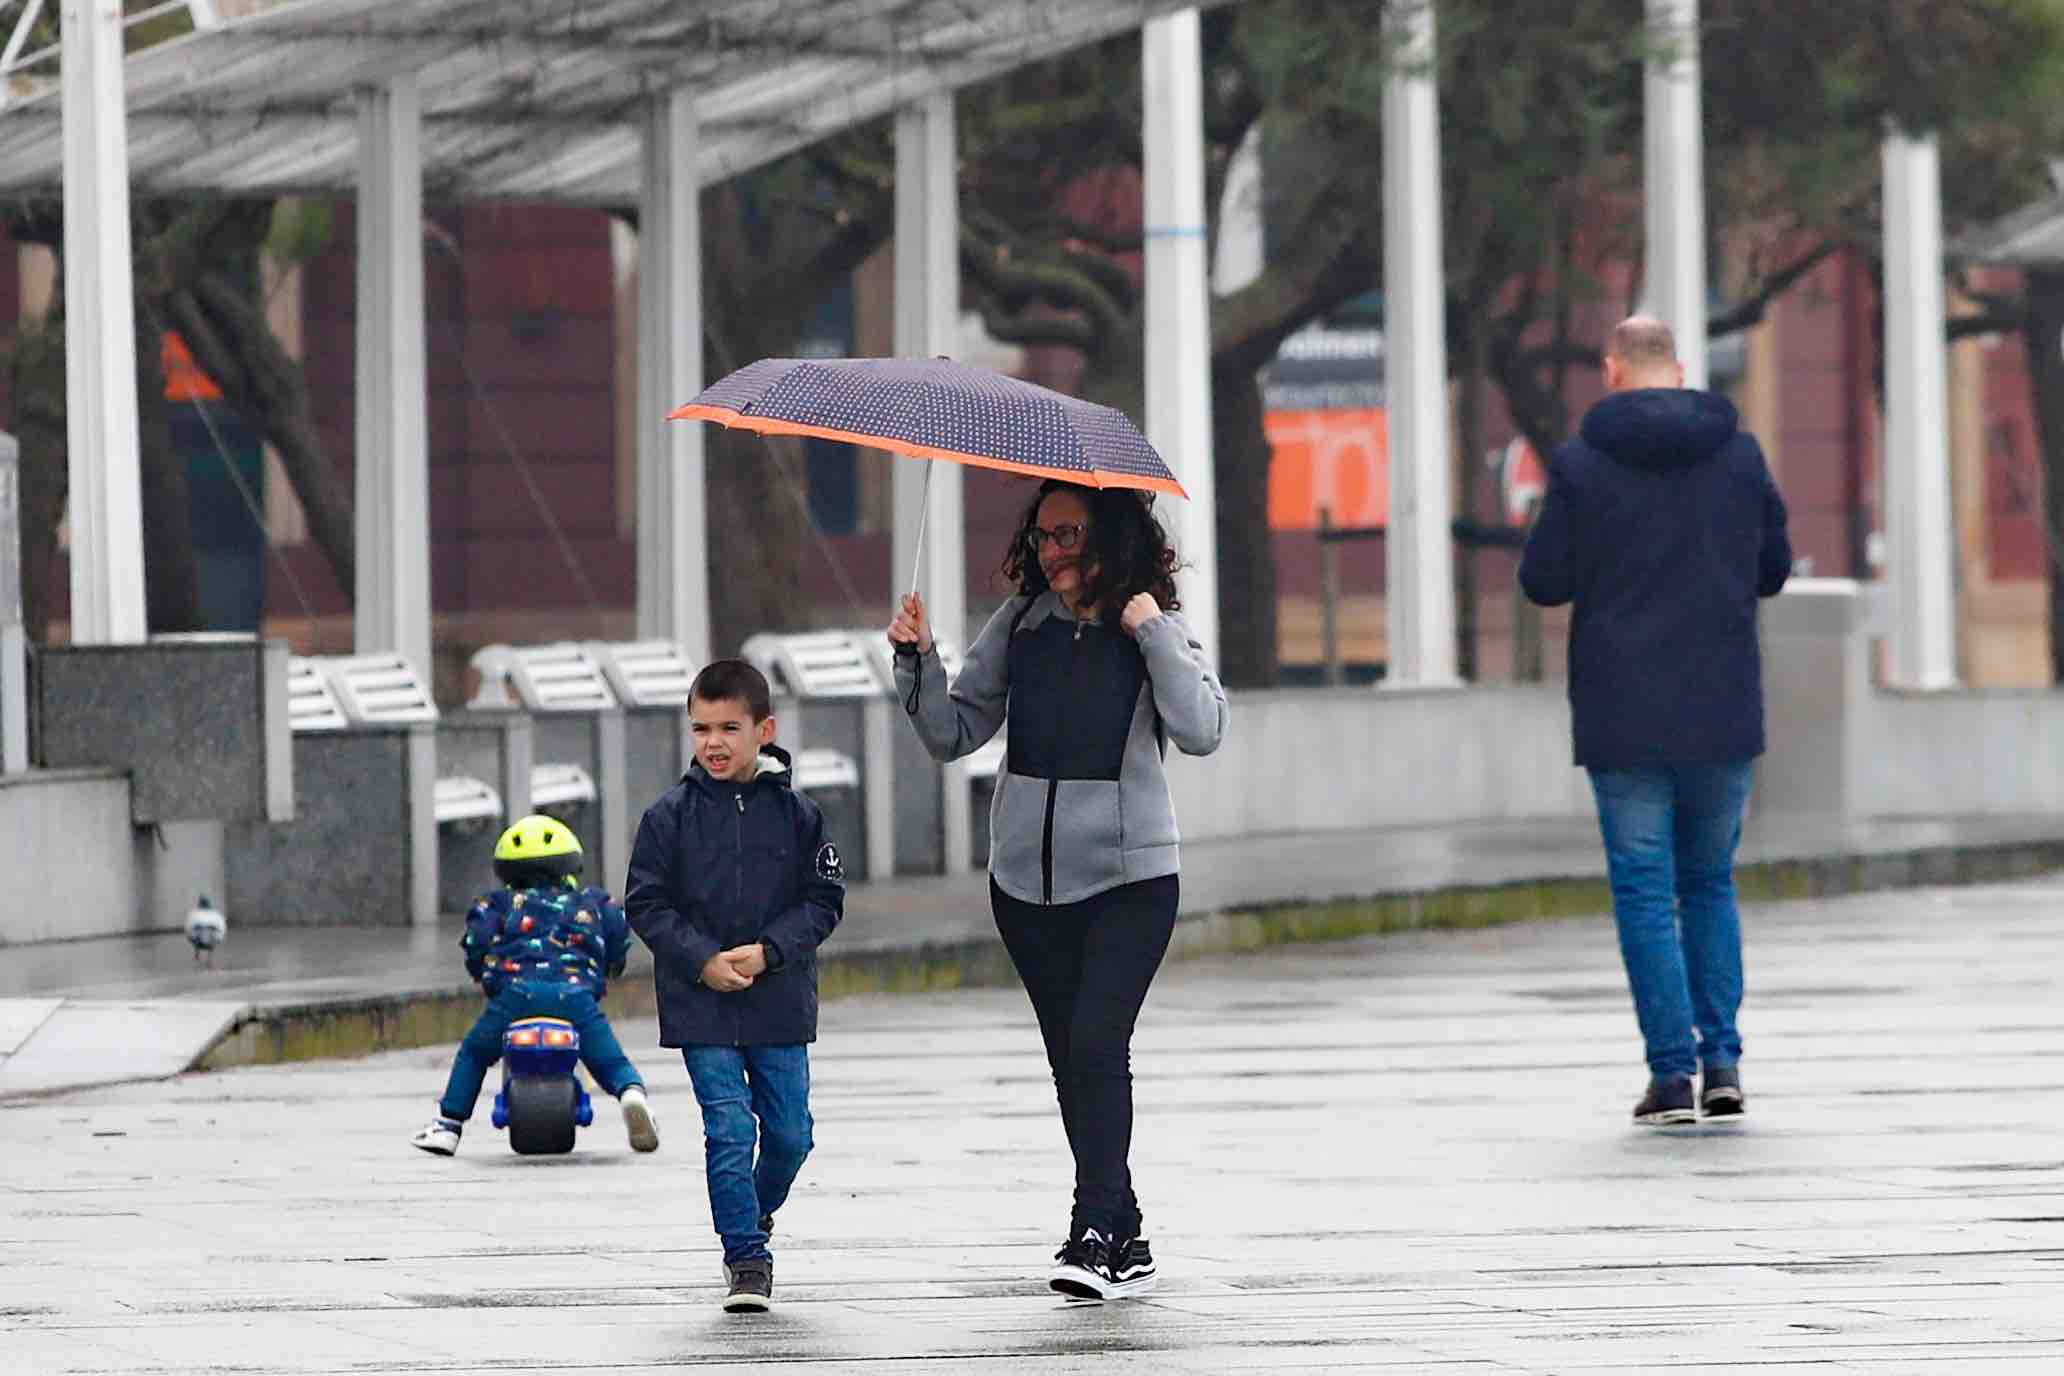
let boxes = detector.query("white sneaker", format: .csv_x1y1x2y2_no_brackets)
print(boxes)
410,1119,461,1156
620,1086,660,1152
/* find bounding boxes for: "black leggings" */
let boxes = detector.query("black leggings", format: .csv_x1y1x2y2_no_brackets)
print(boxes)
991,874,1179,1239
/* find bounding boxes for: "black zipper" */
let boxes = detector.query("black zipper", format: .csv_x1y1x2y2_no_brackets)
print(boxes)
1041,779,1058,904
733,788,746,1047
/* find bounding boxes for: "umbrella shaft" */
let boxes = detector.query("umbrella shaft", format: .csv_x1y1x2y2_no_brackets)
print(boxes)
908,461,933,599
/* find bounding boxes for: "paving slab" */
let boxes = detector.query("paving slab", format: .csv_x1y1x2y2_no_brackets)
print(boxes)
0,997,60,1055
0,1000,246,1097
6,876,2064,1372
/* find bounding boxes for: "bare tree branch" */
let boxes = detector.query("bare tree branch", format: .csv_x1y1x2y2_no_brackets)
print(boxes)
959,228,1130,356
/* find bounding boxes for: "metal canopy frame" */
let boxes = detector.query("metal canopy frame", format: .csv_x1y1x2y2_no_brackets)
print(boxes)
0,0,1232,205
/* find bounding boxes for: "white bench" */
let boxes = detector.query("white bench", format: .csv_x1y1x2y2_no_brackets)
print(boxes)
432,775,504,826
286,657,349,733
529,761,598,808
586,640,696,708
314,652,438,726
790,748,860,792
467,642,618,713
741,630,883,701
965,734,1006,781
292,654,500,829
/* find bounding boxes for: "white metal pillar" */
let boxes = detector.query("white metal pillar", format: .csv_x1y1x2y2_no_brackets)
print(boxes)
1143,9,1219,667
1643,0,1708,388
893,93,970,875
354,80,433,678
61,0,147,643
2,433,27,773
637,89,710,664
1379,0,1459,688
1881,131,1959,691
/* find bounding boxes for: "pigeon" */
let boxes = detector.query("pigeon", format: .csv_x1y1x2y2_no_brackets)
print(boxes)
185,895,226,966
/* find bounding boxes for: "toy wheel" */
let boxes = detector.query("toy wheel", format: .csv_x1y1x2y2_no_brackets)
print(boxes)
506,1075,578,1155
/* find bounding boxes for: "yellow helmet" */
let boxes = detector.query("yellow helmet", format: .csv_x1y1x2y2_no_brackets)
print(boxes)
493,813,584,887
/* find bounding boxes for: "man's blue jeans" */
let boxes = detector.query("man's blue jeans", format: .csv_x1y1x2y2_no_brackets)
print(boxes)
439,984,642,1122
1587,762,1755,1081
682,1044,813,1265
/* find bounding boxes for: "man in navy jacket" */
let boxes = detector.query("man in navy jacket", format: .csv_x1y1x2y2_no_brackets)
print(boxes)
1520,315,1792,1127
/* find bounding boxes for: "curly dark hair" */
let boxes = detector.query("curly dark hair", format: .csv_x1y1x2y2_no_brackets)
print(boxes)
1000,479,1182,624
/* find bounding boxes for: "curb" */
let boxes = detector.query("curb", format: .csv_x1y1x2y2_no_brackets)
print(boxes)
190,835,2064,1071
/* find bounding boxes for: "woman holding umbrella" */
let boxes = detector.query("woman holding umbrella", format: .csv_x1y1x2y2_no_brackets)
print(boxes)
888,477,1228,1301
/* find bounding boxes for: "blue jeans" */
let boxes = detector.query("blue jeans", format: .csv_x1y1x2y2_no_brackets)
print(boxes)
1588,762,1755,1081
682,1044,814,1264
439,984,642,1122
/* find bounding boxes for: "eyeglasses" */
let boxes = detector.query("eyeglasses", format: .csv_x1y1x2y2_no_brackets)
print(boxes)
1024,523,1086,555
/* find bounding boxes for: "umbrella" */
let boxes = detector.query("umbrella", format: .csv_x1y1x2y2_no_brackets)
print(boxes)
671,355,1186,592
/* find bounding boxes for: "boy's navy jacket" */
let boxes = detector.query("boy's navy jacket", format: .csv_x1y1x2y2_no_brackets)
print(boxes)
462,883,631,999
1519,388,1793,771
623,746,844,1047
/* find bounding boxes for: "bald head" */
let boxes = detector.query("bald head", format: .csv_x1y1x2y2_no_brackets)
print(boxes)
1604,316,1685,392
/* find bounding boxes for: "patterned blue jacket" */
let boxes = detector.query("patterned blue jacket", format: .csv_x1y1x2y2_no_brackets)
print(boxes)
461,883,633,1000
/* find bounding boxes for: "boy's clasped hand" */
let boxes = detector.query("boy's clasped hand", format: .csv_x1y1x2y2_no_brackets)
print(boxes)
701,943,768,992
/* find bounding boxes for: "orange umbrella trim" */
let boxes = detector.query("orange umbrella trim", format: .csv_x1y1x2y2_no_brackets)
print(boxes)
670,402,1189,500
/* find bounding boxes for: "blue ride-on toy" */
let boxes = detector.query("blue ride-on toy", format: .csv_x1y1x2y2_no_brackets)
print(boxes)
490,1016,594,1155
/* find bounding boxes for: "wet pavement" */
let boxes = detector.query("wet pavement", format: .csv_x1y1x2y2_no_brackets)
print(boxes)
7,811,2064,1099
7,875,2064,1373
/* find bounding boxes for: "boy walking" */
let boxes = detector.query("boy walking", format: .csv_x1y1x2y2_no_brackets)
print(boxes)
624,660,845,1313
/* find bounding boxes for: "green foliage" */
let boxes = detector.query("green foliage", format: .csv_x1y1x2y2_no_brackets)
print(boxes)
264,200,334,269
1706,0,2064,239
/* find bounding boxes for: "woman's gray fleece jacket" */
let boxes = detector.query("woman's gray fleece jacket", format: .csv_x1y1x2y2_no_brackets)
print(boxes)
894,591,1228,906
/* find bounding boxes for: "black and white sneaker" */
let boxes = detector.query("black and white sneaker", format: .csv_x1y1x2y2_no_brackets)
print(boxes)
1104,1235,1158,1297
1701,1064,1745,1119
1632,1076,1697,1126
1049,1227,1111,1300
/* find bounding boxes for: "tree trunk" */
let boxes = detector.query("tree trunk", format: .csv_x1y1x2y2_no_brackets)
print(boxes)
704,426,810,657
1210,366,1277,687
11,318,66,640
133,318,204,632
168,273,356,596
2025,267,2064,685
1454,342,1485,681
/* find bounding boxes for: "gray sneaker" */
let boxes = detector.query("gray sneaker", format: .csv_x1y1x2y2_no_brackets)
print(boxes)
721,1258,773,1313
1632,1076,1697,1126
1701,1064,1745,1118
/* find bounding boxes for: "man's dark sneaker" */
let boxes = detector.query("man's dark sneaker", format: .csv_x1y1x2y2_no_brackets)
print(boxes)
1701,1064,1745,1118
1049,1226,1112,1300
721,1258,773,1313
1632,1075,1697,1126
1104,1235,1159,1297
758,1213,775,1238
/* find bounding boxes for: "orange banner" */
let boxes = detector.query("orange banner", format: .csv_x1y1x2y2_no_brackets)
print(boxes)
1266,407,1388,530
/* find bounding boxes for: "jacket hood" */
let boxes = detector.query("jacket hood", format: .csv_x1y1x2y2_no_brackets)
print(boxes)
685,742,794,789
1581,388,1739,470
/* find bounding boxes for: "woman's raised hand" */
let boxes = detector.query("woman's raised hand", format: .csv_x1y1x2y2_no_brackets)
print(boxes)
1120,592,1162,638
888,592,935,655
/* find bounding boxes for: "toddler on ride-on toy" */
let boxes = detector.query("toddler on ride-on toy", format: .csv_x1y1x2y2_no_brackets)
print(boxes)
410,814,659,1157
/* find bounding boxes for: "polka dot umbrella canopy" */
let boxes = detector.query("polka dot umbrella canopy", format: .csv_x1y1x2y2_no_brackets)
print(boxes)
671,355,1188,499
